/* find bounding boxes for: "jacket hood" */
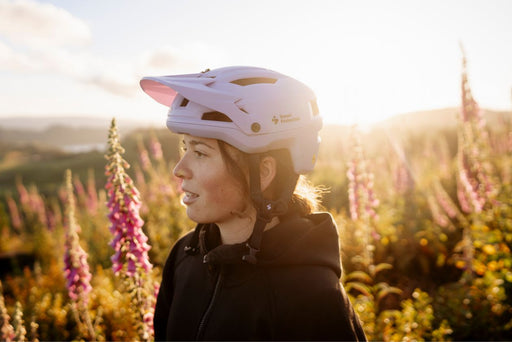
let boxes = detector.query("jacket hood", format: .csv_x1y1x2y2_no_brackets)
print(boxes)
192,212,342,278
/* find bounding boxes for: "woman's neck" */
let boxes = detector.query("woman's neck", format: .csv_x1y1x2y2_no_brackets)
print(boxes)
217,208,280,245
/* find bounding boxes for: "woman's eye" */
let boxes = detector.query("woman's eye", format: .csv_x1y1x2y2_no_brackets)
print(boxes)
180,143,206,158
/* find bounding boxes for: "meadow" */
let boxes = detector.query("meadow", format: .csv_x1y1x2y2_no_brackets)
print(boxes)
0,63,511,341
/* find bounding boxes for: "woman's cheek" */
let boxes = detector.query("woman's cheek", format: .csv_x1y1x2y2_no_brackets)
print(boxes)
212,184,241,208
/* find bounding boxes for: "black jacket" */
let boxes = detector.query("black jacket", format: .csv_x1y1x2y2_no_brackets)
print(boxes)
154,212,367,341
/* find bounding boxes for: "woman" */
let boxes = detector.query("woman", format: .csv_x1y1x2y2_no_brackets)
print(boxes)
140,66,366,341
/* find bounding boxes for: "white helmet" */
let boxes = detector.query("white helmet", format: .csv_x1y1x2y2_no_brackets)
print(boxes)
140,66,322,174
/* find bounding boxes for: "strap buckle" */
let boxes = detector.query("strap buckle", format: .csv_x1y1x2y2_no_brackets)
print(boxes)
242,242,259,264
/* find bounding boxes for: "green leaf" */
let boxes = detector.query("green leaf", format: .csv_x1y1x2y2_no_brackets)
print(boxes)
374,282,390,291
376,286,403,303
345,271,372,284
345,282,372,297
372,263,393,276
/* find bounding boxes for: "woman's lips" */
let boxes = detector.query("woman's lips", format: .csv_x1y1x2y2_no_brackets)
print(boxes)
182,190,199,205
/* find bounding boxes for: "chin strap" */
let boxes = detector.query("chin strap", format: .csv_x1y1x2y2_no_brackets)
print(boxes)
184,224,202,255
242,154,298,264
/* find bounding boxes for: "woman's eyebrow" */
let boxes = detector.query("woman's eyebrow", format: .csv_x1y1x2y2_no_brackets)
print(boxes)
184,139,215,150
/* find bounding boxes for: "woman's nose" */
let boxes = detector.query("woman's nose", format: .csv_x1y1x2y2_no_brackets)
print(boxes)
173,157,190,179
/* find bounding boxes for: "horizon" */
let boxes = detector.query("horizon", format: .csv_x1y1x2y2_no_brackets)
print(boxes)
1,0,512,126
1,106,510,133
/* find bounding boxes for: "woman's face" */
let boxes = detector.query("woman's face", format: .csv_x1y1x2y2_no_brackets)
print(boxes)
173,135,249,225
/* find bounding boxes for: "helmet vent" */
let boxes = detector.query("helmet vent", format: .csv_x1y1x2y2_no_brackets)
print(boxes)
230,77,277,86
201,111,233,122
309,99,319,116
180,98,189,107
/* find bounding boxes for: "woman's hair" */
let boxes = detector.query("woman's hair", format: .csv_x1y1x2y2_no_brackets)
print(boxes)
218,140,323,216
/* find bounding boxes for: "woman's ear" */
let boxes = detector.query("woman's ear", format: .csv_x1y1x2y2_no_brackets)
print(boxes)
259,155,277,193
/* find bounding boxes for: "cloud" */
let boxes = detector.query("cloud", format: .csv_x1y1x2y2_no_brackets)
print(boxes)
0,0,136,97
139,43,227,75
0,40,87,74
0,1,225,99
80,61,140,97
143,47,200,71
0,41,139,98
85,74,137,97
0,0,91,47
0,40,40,70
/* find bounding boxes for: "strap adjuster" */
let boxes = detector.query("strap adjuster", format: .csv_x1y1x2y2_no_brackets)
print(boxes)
242,242,259,264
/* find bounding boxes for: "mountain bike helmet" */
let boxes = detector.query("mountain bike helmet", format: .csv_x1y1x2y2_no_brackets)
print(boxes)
140,66,323,263
140,66,322,174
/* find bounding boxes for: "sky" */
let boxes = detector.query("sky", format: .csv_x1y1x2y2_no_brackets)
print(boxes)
0,0,511,127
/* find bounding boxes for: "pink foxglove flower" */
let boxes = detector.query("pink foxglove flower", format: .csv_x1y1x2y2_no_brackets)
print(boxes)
63,170,93,305
138,143,152,172
86,170,98,215
16,180,29,208
74,177,86,202
16,181,47,227
48,200,63,232
149,134,163,161
28,186,47,226
346,128,380,269
106,120,152,277
105,118,155,341
458,160,484,214
347,131,380,222
456,53,497,213
46,208,57,232
106,180,152,277
387,135,414,195
456,176,472,214
434,181,459,220
427,194,450,228
6,196,22,232
393,163,411,195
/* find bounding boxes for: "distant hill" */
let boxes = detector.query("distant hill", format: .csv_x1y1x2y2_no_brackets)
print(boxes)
0,116,159,152
0,116,154,131
0,109,509,152
0,126,109,152
376,107,511,132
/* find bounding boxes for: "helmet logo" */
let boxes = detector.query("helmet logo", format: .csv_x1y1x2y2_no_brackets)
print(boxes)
274,114,300,124
251,122,261,132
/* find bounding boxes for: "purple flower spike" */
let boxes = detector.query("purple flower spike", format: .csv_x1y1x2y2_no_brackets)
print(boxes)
63,170,93,307
456,52,497,213
149,134,163,161
106,121,153,277
105,118,156,341
347,131,379,222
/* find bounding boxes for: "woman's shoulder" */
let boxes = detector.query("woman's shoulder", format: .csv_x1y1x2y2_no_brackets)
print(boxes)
266,264,365,341
161,226,200,270
266,263,340,289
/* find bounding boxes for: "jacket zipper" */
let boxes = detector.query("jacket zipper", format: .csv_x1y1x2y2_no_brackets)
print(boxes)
195,268,224,340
